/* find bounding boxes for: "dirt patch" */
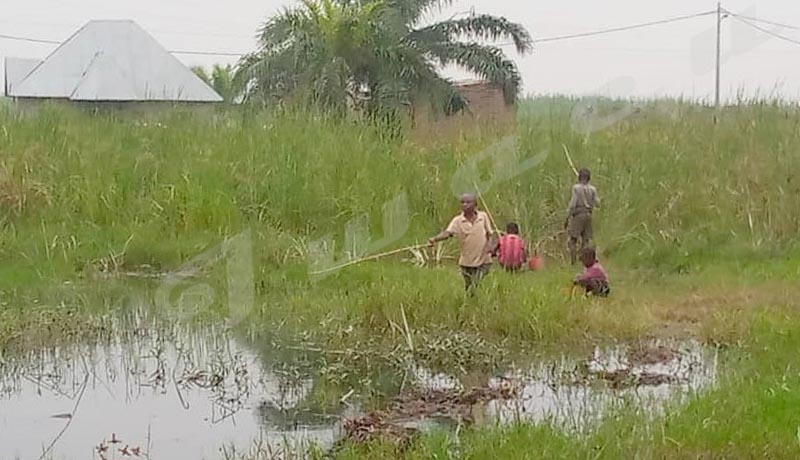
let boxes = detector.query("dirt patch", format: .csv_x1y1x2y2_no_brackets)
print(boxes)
595,369,631,388
646,283,800,336
392,385,518,421
636,373,676,386
595,369,678,389
339,384,519,448
340,411,418,449
629,346,677,365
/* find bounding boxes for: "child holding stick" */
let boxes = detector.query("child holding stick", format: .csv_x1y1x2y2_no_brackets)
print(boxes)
565,168,600,265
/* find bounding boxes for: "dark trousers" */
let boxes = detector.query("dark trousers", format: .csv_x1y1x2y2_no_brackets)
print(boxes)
461,264,491,293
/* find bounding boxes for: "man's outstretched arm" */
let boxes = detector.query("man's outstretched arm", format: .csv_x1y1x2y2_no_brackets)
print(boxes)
428,231,453,245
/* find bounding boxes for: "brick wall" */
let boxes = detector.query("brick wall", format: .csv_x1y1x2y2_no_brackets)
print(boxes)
412,81,516,139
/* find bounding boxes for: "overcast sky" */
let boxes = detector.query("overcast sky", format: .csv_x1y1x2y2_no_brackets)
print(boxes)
3,0,800,101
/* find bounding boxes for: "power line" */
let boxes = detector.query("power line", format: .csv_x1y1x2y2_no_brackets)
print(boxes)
149,29,254,39
0,18,254,39
0,33,60,45
0,32,247,56
729,13,800,47
169,50,244,57
5,8,797,57
725,11,800,32
533,9,717,43
493,9,716,48
2,9,718,56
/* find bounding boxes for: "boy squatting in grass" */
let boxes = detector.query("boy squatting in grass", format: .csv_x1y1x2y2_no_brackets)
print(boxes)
565,167,600,265
495,222,528,272
574,246,611,297
429,193,497,293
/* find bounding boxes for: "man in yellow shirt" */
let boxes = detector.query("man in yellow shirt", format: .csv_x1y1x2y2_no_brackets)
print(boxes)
429,194,497,294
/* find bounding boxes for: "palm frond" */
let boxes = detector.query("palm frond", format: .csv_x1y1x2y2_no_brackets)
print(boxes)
257,8,307,50
412,14,532,54
191,66,211,85
425,42,522,104
235,49,299,103
381,0,455,24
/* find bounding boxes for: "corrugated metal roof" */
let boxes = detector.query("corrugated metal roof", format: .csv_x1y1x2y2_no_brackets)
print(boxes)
9,20,223,102
4,58,42,95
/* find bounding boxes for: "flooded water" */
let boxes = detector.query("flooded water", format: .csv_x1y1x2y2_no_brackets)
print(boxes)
405,339,717,433
485,339,718,432
0,320,718,459
0,324,342,460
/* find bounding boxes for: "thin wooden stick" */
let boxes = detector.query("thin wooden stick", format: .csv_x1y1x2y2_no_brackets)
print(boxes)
562,144,579,177
569,284,578,300
309,243,429,275
400,304,414,352
472,182,501,234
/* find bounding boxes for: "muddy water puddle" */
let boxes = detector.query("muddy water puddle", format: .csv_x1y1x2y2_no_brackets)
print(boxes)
353,339,718,441
0,326,340,460
484,339,718,431
1,325,718,459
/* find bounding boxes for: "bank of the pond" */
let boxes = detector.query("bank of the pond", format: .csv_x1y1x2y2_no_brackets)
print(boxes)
3,257,800,361
2,100,800,353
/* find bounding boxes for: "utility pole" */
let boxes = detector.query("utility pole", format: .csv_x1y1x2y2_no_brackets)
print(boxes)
715,1,722,111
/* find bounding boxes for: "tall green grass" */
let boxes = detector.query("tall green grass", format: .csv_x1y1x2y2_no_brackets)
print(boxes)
2,99,799,287
2,98,800,354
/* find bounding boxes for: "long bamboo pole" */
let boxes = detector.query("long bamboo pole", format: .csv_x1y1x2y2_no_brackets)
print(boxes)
472,182,501,234
562,144,579,177
309,243,429,276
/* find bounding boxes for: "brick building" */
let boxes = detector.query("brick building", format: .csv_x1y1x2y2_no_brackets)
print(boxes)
413,80,516,137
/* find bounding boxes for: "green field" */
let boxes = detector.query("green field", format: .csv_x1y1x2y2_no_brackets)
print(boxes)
1,99,800,458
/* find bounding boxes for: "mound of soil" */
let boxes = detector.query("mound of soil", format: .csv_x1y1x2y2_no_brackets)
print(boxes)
339,383,520,448
596,369,677,389
392,385,518,421
340,411,418,449
629,346,677,365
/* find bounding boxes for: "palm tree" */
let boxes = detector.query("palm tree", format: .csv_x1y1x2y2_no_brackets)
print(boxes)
236,0,531,117
192,64,237,102
191,66,211,84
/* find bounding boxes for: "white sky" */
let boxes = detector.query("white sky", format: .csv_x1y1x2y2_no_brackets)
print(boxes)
2,0,800,101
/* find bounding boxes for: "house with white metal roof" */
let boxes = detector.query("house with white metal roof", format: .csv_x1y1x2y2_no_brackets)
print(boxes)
4,20,223,107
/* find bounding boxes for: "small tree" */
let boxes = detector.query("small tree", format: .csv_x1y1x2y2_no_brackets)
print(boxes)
192,64,237,102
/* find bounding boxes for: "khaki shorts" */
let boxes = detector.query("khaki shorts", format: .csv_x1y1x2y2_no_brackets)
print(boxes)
568,212,593,241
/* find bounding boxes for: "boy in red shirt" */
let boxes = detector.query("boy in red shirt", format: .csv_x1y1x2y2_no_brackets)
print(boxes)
496,223,528,272
574,247,610,297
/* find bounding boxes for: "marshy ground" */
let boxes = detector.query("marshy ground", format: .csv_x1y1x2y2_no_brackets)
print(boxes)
2,259,798,459
2,100,800,458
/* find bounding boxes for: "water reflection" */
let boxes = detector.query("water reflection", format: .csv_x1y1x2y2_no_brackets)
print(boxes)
484,339,718,432
0,317,718,460
0,322,339,460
